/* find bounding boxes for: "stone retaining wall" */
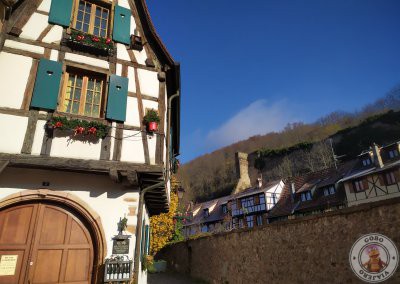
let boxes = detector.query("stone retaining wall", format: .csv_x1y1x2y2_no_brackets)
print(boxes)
157,198,400,284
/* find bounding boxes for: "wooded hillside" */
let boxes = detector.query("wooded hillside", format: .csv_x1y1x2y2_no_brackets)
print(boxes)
179,85,400,203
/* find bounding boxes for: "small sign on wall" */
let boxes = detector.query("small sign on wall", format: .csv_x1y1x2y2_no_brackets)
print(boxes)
112,239,130,255
0,255,18,276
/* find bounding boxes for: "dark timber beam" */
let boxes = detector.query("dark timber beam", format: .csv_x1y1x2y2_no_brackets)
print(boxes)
0,153,163,174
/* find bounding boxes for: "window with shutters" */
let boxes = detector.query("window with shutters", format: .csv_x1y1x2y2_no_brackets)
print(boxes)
59,68,106,118
73,0,111,37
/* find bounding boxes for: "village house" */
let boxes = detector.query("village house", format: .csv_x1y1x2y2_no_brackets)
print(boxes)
267,163,354,223
184,153,284,237
0,0,180,283
340,142,400,206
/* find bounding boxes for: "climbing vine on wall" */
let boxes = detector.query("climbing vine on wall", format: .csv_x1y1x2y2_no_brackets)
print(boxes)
149,175,180,255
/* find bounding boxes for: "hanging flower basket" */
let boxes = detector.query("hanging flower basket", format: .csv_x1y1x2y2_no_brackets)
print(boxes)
143,109,160,133
49,116,109,139
66,29,114,56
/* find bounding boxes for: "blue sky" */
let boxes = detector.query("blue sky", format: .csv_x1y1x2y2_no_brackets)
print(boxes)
146,0,400,163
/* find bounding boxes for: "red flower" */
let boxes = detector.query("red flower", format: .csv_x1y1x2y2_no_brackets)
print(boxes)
74,126,85,135
92,36,100,42
53,121,63,128
76,35,84,41
106,38,111,44
88,127,97,135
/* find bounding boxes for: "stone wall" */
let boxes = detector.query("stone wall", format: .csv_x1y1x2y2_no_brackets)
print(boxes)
158,197,400,283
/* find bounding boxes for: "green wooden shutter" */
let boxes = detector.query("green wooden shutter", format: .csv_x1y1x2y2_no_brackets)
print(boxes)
113,5,131,45
140,222,145,258
48,0,73,27
30,59,62,110
144,225,149,255
106,75,128,122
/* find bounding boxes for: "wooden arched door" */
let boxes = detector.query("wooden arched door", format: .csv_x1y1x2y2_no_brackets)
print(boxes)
0,202,94,284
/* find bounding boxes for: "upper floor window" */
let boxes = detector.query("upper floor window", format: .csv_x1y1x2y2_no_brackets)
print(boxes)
362,158,371,167
353,179,368,192
74,0,110,37
384,171,397,185
323,185,336,196
389,149,399,159
60,68,106,118
203,208,209,218
256,215,263,226
222,204,228,214
300,191,312,202
246,216,254,228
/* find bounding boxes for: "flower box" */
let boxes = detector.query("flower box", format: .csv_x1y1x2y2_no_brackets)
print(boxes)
48,116,109,140
66,29,114,56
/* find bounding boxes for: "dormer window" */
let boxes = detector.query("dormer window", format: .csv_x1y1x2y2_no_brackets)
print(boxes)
203,208,209,218
323,185,336,196
389,149,399,159
362,158,371,167
73,0,110,37
222,204,228,214
300,191,312,202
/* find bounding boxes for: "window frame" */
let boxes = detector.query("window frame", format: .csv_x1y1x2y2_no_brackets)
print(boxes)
362,158,371,167
58,66,108,119
353,179,368,192
385,171,396,185
389,149,399,159
301,191,312,201
72,0,112,37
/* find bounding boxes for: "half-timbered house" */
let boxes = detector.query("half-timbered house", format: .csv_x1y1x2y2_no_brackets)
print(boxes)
0,0,180,283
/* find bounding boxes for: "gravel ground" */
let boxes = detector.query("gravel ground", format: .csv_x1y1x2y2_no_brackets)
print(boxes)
147,272,207,284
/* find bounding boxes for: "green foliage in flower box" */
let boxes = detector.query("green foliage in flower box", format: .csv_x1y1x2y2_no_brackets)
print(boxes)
50,116,109,139
68,29,114,54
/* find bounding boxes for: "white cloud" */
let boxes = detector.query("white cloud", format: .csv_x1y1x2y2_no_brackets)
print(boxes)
205,99,295,149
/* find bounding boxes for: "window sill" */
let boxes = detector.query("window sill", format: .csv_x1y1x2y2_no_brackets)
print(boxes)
54,111,110,125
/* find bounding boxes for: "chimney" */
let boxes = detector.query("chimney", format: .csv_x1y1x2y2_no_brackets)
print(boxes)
233,152,251,194
372,143,383,168
257,176,262,189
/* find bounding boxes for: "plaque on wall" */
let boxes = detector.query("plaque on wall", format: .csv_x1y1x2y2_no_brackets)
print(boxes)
0,255,18,276
112,238,130,255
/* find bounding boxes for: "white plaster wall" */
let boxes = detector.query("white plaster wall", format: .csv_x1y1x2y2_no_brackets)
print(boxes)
147,133,156,165
130,16,138,37
0,114,28,154
20,12,49,41
4,40,44,54
125,97,140,127
137,69,159,98
31,119,46,155
42,25,63,44
50,136,102,160
0,52,32,109
143,100,158,116
65,53,109,69
37,0,51,13
116,43,131,61
116,63,123,76
128,67,136,92
120,129,145,163
0,168,141,259
134,49,148,66
110,122,116,160
50,49,59,61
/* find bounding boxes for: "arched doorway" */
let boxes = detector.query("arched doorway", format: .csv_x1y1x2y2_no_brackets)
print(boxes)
0,190,107,284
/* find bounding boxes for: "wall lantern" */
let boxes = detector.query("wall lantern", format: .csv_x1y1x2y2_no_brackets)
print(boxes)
177,186,185,200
